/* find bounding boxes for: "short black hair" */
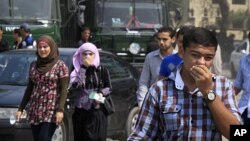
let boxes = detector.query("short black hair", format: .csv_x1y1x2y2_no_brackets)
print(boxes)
157,26,175,38
0,26,3,31
176,26,194,38
81,26,91,32
183,27,218,51
14,29,22,36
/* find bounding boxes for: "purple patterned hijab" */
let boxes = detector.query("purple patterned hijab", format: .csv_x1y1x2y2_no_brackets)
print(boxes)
70,42,100,83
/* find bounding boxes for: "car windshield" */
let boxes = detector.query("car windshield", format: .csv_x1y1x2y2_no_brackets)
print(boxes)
0,54,36,85
96,1,163,29
0,53,71,85
0,0,57,21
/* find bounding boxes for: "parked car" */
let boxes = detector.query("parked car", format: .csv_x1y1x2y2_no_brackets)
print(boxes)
0,48,140,141
229,38,249,78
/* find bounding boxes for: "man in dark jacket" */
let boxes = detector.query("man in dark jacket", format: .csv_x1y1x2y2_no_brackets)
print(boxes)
0,26,9,52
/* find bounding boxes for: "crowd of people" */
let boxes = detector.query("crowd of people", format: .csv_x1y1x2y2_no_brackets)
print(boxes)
0,22,248,140
130,27,242,140
0,23,36,52
15,35,112,141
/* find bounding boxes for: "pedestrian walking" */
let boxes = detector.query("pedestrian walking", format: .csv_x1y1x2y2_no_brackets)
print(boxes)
13,28,22,49
136,26,176,107
234,31,250,125
16,35,69,141
19,23,36,48
69,42,112,141
128,27,241,140
159,26,193,78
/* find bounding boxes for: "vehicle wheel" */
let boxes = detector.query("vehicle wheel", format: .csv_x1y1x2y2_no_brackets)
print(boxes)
230,63,236,78
125,106,140,138
52,121,67,141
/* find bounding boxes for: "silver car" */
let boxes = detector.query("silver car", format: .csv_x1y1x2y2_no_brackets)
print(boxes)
229,38,249,78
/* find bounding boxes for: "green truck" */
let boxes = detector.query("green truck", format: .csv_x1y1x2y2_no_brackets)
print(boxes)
0,0,173,69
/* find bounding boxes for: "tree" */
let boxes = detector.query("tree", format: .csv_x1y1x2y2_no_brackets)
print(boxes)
216,0,229,32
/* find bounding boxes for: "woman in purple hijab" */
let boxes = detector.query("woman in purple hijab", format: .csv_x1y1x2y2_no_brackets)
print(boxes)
69,42,112,141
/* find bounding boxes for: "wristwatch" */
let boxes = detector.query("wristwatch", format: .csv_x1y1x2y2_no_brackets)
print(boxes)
205,90,216,102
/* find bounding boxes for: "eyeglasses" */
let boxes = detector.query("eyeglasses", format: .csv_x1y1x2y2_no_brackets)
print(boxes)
83,52,94,56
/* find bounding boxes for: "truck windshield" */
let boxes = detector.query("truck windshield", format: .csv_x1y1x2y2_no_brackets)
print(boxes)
0,0,57,21
96,1,163,29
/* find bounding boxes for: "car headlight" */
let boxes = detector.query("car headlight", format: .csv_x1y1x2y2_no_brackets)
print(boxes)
129,43,140,55
0,108,27,124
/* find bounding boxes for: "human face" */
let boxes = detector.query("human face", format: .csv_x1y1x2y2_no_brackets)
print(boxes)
12,32,18,40
81,29,91,42
37,44,51,58
156,32,175,51
181,43,216,77
82,51,95,66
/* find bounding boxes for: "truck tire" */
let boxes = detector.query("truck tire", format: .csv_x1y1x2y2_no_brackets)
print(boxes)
52,121,67,141
125,106,140,138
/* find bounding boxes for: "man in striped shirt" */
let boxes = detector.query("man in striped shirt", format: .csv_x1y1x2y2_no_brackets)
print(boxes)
128,27,242,141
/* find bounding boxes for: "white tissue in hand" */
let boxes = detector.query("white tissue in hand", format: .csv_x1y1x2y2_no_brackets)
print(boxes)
89,92,105,103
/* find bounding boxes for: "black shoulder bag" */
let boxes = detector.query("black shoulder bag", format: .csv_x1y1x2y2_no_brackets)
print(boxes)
98,66,115,116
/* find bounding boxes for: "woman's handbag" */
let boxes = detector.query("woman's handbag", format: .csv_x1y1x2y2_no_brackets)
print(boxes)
98,66,115,116
103,95,115,115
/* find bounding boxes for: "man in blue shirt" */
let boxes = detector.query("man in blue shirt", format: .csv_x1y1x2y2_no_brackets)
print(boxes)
20,23,35,48
159,26,193,78
234,31,250,125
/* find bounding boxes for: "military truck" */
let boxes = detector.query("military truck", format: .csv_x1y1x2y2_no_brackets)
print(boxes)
79,0,171,69
0,0,174,69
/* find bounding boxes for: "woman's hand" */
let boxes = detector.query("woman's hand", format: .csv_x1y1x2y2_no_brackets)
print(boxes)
83,58,91,67
16,111,22,122
56,111,64,125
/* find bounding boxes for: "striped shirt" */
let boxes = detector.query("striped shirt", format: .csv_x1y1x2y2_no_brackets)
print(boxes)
128,64,241,141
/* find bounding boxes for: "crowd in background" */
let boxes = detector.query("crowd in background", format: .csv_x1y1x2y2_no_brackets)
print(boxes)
0,23,36,53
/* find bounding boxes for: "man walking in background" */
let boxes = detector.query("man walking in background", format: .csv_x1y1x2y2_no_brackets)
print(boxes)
136,26,176,107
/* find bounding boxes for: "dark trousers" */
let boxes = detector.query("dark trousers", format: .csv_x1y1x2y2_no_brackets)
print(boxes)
242,108,250,125
72,107,107,141
31,122,57,141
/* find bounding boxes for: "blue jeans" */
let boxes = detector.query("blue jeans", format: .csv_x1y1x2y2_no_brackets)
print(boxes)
31,122,57,141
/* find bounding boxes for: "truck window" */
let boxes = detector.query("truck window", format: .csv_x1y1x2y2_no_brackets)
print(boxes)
0,0,57,20
96,1,163,29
